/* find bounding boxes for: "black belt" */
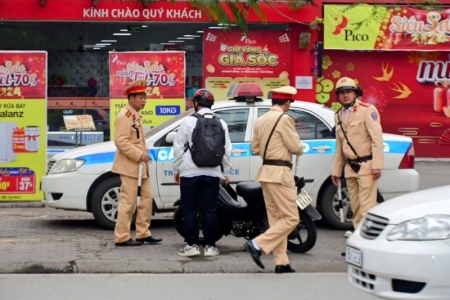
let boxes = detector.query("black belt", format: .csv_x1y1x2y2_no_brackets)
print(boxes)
262,159,293,169
347,155,372,163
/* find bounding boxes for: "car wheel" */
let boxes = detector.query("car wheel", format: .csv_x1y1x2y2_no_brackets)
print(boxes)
91,176,136,230
320,183,354,230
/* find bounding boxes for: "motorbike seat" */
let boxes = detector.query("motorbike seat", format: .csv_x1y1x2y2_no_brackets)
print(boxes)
218,185,247,210
236,181,264,204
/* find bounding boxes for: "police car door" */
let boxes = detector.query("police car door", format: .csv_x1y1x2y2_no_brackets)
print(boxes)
213,107,253,184
251,107,335,195
154,107,253,207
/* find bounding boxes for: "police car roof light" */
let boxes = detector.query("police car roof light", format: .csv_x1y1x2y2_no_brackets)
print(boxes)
227,82,264,102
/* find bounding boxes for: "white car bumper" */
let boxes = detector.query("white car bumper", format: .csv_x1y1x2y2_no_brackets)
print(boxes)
346,227,450,299
41,172,98,211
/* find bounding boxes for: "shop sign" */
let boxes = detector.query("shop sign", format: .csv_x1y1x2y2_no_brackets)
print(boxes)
325,4,450,51
317,50,450,157
0,51,47,201
1,0,319,23
109,51,185,137
203,30,291,100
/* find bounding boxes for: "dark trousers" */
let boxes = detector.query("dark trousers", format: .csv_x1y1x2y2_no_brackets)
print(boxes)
180,175,220,247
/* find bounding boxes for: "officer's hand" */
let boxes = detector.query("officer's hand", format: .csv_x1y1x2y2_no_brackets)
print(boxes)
141,152,151,162
331,176,340,187
222,176,230,186
372,169,381,181
174,173,180,185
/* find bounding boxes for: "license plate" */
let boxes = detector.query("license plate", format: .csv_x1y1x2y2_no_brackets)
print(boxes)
346,246,362,267
296,190,312,210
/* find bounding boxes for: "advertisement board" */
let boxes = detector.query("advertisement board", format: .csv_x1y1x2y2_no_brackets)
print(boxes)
0,0,319,23
109,51,185,137
0,51,47,201
203,30,291,99
318,50,450,157
325,4,450,51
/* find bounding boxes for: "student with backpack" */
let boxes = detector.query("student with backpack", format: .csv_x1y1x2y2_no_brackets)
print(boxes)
172,89,232,257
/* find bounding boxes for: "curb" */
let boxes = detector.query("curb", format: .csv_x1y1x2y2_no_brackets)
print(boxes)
0,259,347,274
0,202,44,208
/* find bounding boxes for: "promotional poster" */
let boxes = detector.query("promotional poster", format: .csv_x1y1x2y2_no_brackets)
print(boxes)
203,30,291,100
0,51,47,201
325,5,450,51
109,51,185,137
318,50,450,158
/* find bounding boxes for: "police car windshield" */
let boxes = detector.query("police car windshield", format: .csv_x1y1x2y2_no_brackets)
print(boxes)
145,108,195,138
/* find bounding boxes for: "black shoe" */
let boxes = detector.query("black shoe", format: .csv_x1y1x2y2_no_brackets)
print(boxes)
136,236,162,244
275,265,296,274
115,238,142,247
244,241,265,269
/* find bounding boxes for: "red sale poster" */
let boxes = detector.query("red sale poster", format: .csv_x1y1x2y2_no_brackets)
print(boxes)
0,51,47,201
109,51,185,137
203,30,292,100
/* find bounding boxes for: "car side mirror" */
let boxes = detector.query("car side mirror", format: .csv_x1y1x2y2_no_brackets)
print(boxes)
165,131,176,145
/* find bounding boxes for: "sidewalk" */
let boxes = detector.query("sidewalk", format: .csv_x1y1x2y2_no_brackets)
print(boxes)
0,207,347,274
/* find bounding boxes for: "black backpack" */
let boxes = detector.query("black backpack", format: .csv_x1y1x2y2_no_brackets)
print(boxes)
185,113,225,168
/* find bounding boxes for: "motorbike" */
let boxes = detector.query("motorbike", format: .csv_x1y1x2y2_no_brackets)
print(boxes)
173,175,322,254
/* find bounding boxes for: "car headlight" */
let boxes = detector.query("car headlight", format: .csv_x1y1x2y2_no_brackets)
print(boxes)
387,215,450,241
49,159,85,174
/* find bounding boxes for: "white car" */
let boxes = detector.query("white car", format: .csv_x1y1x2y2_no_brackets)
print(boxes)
346,185,450,299
42,95,419,230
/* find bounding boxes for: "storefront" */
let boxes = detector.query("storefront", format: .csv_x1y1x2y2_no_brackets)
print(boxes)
1,0,321,136
0,0,321,201
320,3,450,158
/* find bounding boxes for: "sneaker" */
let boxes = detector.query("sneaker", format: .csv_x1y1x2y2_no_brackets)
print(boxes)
178,244,200,257
345,231,353,238
204,245,219,257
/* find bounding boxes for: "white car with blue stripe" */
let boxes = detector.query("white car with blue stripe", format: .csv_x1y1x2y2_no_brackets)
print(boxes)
42,100,419,230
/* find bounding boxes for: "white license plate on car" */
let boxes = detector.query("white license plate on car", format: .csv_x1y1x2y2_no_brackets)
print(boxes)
296,190,312,210
346,246,362,267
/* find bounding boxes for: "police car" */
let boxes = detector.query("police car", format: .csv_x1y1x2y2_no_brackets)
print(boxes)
41,84,419,230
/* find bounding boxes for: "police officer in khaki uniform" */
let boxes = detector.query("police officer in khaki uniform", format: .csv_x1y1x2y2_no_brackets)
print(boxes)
112,79,162,246
331,77,384,236
244,86,303,273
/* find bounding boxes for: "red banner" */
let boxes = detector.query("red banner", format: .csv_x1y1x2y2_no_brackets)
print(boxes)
0,52,47,99
0,0,319,23
203,30,292,99
109,51,185,99
382,7,450,51
0,168,36,194
320,50,450,158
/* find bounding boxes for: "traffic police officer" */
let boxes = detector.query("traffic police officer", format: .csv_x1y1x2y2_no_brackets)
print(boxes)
331,77,384,236
112,79,161,246
244,86,303,273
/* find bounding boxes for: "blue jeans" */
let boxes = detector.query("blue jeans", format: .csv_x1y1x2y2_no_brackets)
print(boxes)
180,176,220,247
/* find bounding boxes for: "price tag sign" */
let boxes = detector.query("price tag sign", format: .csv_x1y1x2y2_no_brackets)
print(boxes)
0,168,36,194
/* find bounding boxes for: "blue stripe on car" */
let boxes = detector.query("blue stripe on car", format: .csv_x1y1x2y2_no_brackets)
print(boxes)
75,140,412,165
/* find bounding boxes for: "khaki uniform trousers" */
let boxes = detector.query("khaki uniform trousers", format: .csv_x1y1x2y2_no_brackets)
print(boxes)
114,175,153,243
346,175,377,229
254,182,299,266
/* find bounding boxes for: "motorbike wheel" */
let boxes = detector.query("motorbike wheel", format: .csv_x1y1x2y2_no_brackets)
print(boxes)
287,209,317,254
173,206,224,245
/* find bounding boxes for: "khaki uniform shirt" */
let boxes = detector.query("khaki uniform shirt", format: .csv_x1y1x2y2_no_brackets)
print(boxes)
332,99,384,178
251,106,303,188
112,104,149,178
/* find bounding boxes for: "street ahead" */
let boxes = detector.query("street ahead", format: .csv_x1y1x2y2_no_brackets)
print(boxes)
0,273,379,300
